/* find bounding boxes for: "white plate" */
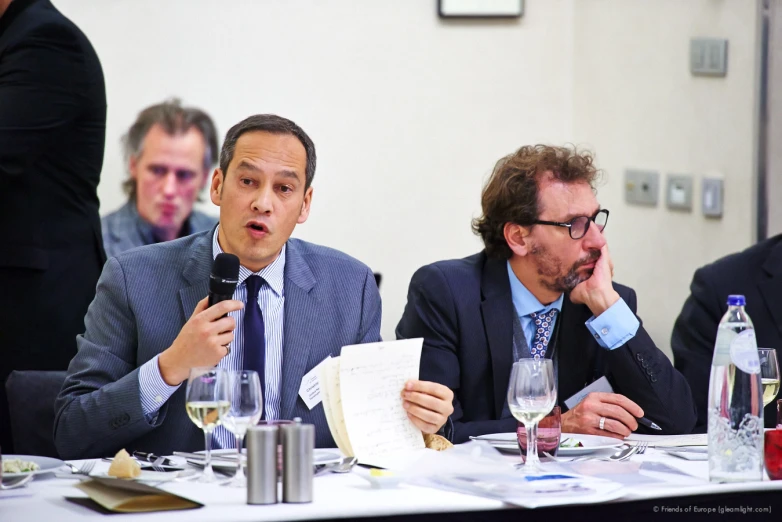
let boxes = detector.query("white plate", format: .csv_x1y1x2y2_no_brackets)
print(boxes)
187,448,343,470
2,455,66,479
473,433,623,456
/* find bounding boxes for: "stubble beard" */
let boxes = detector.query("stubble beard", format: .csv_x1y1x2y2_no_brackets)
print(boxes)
531,244,600,294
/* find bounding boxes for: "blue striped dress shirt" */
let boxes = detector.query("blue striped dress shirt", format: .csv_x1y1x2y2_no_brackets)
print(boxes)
138,226,286,448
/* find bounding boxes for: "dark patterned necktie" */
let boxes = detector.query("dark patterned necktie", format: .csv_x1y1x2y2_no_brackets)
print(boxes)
529,309,558,358
244,275,266,419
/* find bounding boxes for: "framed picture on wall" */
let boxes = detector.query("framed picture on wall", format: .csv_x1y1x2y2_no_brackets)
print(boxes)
438,0,523,19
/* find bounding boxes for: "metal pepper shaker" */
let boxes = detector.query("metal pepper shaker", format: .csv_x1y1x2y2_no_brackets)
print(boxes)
281,417,314,503
246,425,279,505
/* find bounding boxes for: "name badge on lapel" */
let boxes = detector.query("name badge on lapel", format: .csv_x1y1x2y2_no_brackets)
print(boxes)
299,356,331,410
564,376,614,409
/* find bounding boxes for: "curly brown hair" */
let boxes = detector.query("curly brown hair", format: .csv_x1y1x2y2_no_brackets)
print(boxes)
471,145,600,259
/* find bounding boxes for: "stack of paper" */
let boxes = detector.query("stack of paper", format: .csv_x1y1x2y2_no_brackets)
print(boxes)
320,339,427,468
625,433,708,447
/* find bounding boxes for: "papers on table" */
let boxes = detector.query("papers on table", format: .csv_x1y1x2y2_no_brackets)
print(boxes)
625,433,707,447
320,338,426,468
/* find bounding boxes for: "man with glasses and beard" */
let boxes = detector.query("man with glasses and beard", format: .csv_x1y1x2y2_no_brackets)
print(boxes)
396,145,696,443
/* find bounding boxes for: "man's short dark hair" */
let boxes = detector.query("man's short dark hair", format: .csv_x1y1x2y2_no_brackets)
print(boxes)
219,114,316,190
121,98,219,199
472,144,601,259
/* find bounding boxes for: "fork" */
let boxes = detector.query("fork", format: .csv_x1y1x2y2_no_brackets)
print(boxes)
68,460,96,476
635,441,648,455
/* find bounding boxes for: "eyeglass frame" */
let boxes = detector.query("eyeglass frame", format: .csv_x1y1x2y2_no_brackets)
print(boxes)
532,209,610,240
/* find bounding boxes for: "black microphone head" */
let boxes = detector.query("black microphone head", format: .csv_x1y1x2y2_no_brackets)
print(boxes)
210,253,240,296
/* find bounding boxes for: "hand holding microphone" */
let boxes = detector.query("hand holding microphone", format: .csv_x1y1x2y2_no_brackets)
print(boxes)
158,254,243,386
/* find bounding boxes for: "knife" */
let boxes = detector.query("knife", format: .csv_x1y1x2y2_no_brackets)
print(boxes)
132,451,180,467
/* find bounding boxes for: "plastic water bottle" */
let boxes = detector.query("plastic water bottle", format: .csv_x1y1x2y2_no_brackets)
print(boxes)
707,294,764,483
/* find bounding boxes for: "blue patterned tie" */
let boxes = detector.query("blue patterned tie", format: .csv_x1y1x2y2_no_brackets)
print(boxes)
244,275,266,419
529,309,558,358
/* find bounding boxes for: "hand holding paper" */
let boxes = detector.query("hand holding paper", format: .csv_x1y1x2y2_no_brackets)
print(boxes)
401,380,454,434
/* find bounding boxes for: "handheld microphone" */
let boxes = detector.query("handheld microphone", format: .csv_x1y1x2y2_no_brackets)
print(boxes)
208,253,240,307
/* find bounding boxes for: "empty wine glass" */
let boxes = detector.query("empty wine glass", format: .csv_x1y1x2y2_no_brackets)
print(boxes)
221,370,263,487
507,359,557,473
185,367,229,483
759,348,780,407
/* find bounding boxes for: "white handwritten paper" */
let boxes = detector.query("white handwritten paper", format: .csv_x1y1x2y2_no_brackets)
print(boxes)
338,339,425,467
320,357,354,457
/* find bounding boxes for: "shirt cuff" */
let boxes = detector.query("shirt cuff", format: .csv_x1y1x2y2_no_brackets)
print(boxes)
585,298,640,350
138,355,181,417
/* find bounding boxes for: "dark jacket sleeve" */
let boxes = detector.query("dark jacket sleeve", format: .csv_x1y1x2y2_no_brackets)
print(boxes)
671,268,722,431
607,287,698,434
0,22,85,177
396,265,516,442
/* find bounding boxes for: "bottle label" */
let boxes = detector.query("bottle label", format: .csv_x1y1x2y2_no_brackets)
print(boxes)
729,330,760,374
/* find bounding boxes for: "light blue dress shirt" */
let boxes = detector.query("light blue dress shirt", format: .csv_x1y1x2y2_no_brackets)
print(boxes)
138,226,286,448
506,262,639,350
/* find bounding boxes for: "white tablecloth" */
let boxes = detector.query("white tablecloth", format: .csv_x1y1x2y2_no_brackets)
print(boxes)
2,449,781,521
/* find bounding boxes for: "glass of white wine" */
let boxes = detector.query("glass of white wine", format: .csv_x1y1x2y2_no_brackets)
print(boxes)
186,367,230,483
221,370,263,487
759,348,780,407
507,359,557,473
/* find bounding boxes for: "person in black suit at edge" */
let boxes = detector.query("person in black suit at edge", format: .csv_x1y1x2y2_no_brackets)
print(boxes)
0,0,106,452
396,145,697,443
672,234,782,431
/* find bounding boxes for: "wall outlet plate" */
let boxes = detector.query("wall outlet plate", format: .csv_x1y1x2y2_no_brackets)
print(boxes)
666,174,693,211
702,178,723,218
624,169,659,206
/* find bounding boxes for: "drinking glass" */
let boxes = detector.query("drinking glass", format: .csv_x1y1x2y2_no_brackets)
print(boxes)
765,430,782,480
221,370,263,487
759,348,780,407
507,359,557,472
517,406,561,460
185,367,229,483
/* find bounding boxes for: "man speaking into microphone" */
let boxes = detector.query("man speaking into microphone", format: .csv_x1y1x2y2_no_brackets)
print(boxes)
54,114,454,459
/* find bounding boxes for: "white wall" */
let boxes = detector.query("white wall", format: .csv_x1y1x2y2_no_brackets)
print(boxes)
54,0,761,352
572,0,761,354
768,0,782,237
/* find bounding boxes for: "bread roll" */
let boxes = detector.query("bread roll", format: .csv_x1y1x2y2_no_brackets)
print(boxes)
107,449,142,478
424,433,453,451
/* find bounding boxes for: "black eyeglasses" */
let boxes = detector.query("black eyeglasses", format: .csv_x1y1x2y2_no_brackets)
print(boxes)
533,209,609,240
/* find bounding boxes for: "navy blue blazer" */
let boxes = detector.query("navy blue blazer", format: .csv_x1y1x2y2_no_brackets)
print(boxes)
396,251,697,443
672,234,782,430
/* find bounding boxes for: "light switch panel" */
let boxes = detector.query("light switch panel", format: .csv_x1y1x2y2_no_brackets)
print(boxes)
624,169,659,206
702,178,723,218
691,38,728,77
666,174,693,211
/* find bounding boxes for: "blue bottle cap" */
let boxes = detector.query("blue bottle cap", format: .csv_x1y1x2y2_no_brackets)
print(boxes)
727,294,746,306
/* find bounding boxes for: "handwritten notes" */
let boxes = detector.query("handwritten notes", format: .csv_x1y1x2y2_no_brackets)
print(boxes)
320,339,425,467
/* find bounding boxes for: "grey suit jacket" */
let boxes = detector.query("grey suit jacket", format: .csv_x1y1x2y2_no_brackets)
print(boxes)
54,230,381,459
102,201,217,258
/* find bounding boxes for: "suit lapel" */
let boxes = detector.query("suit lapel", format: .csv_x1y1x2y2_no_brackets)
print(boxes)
178,230,214,321
280,240,320,419
556,297,594,404
480,257,514,418
758,241,782,339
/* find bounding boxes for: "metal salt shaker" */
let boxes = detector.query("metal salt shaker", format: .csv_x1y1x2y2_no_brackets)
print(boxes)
246,425,279,505
281,417,314,503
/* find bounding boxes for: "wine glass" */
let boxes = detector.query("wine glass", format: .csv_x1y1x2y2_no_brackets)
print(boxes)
221,370,263,487
507,359,557,473
759,348,780,407
185,367,229,483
